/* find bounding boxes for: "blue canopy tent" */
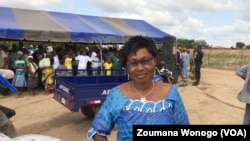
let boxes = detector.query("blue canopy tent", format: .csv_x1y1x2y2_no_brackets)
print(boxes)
0,7,175,43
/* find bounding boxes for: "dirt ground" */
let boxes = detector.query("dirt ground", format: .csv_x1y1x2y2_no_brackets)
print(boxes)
0,68,246,141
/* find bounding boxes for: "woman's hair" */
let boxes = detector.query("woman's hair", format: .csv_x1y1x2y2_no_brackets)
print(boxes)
120,35,158,67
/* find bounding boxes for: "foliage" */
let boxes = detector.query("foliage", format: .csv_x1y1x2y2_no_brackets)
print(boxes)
0,40,18,49
176,38,195,48
195,40,211,48
236,42,245,49
176,38,210,49
245,45,250,49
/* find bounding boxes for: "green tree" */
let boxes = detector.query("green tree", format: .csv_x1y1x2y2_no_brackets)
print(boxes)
194,40,210,48
176,38,195,48
245,45,250,49
236,42,245,49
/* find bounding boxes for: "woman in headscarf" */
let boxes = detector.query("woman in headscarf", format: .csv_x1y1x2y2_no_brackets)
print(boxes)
39,46,54,94
12,51,27,98
26,55,38,95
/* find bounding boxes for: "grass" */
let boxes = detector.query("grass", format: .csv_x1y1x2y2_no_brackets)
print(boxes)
202,52,250,70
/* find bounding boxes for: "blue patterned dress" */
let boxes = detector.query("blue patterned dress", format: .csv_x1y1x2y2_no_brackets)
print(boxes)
87,85,189,141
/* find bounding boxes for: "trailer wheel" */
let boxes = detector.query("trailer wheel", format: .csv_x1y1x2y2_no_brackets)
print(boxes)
80,105,101,118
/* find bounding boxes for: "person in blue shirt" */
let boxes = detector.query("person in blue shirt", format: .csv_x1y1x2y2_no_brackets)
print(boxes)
181,48,190,79
87,35,190,141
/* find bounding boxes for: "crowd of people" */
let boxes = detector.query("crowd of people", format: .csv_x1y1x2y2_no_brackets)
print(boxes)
176,45,203,86
0,43,122,97
0,40,205,99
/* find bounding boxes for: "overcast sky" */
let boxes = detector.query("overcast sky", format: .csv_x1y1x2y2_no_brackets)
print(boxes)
1,0,250,47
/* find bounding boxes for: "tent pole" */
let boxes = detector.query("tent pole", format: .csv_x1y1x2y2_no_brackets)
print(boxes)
100,43,103,75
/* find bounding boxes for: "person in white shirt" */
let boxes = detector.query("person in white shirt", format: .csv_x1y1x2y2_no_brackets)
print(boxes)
75,49,99,76
52,51,60,70
90,46,101,76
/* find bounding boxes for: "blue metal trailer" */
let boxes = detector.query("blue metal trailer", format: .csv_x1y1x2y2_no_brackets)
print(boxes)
53,69,130,117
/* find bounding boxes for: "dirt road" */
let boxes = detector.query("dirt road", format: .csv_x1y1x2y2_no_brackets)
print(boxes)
0,68,245,141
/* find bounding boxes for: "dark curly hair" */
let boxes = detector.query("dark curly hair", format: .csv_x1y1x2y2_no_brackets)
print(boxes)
120,35,158,67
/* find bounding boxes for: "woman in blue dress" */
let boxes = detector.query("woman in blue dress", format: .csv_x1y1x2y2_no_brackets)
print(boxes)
12,51,27,98
87,36,190,141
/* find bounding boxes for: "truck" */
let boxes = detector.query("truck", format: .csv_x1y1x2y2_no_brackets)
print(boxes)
53,69,130,118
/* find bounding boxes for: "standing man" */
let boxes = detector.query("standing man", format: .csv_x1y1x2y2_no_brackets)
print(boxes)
176,47,183,76
192,45,203,86
181,48,189,79
189,47,197,80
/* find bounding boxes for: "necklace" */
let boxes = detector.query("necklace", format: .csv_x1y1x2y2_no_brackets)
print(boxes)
131,80,155,103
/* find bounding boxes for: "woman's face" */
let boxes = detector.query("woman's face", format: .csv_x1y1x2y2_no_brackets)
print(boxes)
126,47,156,84
28,58,33,62
17,53,22,59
